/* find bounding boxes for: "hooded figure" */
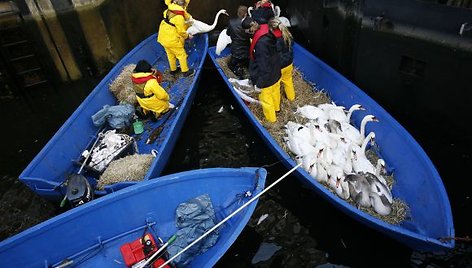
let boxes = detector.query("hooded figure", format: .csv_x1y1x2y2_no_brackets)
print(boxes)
244,17,282,123
251,0,275,24
131,60,170,117
157,0,194,76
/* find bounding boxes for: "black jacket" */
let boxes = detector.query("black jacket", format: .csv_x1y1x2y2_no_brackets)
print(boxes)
249,32,281,88
227,18,250,61
276,37,293,68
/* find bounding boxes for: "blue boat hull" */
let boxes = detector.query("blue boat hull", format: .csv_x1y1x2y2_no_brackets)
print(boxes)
19,33,208,200
208,45,454,252
0,167,266,267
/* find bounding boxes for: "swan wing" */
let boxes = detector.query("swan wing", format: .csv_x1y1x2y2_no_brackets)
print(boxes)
216,29,232,55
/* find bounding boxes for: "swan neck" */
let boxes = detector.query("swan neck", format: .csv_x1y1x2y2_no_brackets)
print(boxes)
211,11,223,28
360,118,371,137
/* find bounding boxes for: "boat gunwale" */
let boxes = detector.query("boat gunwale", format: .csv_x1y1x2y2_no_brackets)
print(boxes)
1,167,266,254
208,45,454,251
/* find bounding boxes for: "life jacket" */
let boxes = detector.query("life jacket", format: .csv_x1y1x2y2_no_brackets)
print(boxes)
163,9,185,27
249,24,282,60
132,71,163,98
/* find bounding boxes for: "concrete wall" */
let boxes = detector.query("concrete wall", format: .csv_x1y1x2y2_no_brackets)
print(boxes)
10,0,472,130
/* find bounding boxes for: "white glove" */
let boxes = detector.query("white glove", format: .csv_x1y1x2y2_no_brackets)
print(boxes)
169,102,175,109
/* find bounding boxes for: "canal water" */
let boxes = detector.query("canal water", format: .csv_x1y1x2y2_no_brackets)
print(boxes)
0,58,471,267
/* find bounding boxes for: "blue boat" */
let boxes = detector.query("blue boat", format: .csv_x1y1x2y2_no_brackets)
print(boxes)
19,33,208,200
0,167,266,267
208,45,454,252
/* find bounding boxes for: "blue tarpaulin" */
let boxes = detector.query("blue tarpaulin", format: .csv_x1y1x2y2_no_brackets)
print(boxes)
91,103,134,129
167,194,219,266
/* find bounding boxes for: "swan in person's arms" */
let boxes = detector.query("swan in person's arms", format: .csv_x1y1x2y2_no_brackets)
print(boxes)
187,9,229,35
216,28,231,55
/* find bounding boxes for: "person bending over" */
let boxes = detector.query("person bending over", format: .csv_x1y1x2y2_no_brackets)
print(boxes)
132,60,171,119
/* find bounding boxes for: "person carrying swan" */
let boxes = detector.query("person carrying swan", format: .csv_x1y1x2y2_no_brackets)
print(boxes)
158,0,194,77
269,17,295,102
226,6,251,79
243,16,282,123
131,60,172,120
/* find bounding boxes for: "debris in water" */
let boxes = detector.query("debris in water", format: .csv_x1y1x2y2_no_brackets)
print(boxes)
257,214,269,225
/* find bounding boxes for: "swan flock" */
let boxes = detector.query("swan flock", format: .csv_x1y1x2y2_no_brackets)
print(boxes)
284,102,395,216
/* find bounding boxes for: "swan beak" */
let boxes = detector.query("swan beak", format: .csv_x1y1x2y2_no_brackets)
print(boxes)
224,11,229,16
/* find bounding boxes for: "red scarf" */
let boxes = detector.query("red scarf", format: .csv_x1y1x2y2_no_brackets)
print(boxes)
168,9,185,17
132,74,156,85
249,24,282,60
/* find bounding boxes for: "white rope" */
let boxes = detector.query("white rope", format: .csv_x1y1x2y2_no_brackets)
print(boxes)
157,163,302,268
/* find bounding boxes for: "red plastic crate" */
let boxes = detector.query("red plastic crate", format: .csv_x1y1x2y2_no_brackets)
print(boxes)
120,233,170,268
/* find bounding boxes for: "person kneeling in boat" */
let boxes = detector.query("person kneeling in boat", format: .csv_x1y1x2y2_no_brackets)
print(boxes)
132,60,173,120
227,5,251,79
269,17,295,101
158,0,194,77
244,17,282,123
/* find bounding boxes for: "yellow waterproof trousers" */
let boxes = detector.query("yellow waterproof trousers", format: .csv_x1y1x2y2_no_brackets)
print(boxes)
281,63,295,101
259,78,282,123
164,46,189,72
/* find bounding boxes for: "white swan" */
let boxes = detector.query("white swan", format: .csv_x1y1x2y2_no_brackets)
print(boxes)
351,132,376,174
329,104,364,124
340,114,378,145
369,191,392,215
295,105,327,121
367,173,393,204
327,166,350,200
215,28,231,55
273,6,291,27
346,173,372,208
186,9,229,35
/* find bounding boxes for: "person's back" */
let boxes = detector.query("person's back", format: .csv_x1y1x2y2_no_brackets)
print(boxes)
227,6,250,78
245,19,282,123
249,26,281,89
227,18,250,62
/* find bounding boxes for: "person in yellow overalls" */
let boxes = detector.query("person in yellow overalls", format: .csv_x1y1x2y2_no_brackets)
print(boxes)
244,17,282,123
158,0,194,76
131,60,171,119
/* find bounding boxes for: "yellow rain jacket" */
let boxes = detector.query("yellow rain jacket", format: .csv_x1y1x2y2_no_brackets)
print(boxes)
158,4,189,48
165,0,192,20
132,72,170,115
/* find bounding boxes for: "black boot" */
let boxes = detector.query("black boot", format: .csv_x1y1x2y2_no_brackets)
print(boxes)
182,69,195,77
